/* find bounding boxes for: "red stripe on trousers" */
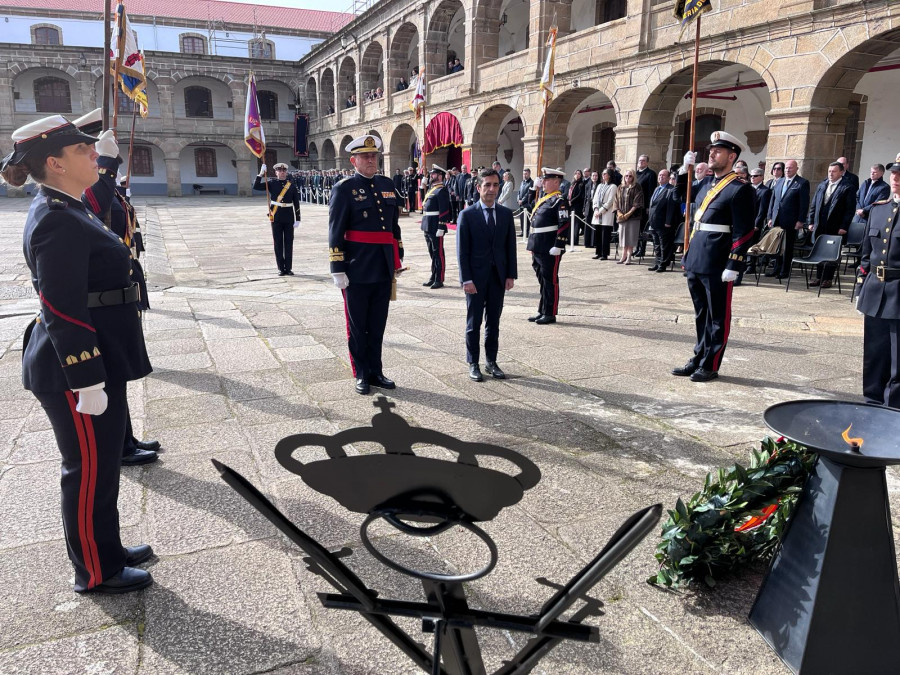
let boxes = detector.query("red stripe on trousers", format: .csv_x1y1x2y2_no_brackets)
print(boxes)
437,236,445,282
341,288,356,377
552,254,561,315
712,280,734,371
80,410,102,584
64,391,100,589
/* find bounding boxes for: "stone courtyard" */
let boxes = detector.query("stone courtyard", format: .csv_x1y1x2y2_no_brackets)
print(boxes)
0,196,892,674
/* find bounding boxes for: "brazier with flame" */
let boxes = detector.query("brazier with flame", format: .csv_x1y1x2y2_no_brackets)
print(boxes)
749,400,900,674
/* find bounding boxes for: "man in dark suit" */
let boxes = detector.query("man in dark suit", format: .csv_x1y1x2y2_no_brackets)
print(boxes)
766,159,810,279
457,169,517,382
635,154,657,257
517,168,534,235
807,162,855,287
647,169,679,272
837,156,859,191
853,164,890,227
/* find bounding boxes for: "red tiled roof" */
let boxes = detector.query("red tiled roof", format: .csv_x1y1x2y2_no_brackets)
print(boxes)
0,0,354,33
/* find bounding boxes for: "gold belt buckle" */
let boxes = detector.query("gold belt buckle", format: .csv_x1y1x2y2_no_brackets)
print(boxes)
876,265,885,282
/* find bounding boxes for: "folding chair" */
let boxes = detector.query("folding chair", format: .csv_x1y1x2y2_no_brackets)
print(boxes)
785,235,843,297
841,220,866,274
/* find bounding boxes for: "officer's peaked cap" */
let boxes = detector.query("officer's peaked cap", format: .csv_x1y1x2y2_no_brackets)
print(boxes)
707,131,744,156
346,135,382,154
72,108,103,136
9,115,99,166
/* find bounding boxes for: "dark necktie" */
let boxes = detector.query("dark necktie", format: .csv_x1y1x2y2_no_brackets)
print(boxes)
487,207,495,229
652,186,662,203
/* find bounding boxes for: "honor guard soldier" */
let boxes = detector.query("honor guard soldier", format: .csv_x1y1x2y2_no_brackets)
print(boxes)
254,161,301,276
421,164,452,289
2,115,155,594
673,131,755,382
329,135,404,395
857,161,900,407
73,109,159,466
527,167,570,324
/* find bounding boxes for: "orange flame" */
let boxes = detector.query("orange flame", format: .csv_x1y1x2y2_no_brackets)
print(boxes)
842,424,864,448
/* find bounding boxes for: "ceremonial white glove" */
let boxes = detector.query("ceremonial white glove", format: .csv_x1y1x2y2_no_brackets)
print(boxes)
721,269,740,283
293,221,300,229
125,188,132,198
332,272,349,289
74,383,108,416
683,151,697,167
95,129,119,159
436,229,445,238
258,163,267,177
549,246,562,256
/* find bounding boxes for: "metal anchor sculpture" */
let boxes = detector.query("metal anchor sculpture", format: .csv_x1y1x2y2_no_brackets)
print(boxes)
214,397,661,674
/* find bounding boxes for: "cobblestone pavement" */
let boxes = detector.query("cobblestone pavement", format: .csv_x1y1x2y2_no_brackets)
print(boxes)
0,196,890,674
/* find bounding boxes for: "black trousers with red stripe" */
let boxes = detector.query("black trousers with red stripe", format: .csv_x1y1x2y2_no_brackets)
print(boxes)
424,232,446,283
34,383,127,591
686,271,734,372
532,252,561,317
342,282,391,379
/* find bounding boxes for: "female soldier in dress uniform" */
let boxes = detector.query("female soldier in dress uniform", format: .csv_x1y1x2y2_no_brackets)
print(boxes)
1,115,154,594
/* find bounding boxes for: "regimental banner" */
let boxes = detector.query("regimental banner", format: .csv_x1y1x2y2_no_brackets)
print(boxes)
539,25,557,104
674,0,712,30
294,114,309,157
110,3,148,115
244,73,266,159
410,69,426,120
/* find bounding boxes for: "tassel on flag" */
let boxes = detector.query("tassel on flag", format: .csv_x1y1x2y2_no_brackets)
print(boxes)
539,24,557,104
110,4,149,115
409,69,426,120
674,0,711,38
244,73,266,158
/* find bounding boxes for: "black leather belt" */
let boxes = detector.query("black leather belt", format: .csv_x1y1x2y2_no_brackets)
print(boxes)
87,283,140,308
875,266,900,281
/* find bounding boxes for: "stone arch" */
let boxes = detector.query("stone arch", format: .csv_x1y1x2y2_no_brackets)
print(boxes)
425,0,466,79
321,138,336,169
537,88,615,171
255,79,296,122
320,68,336,116
338,56,357,109
338,134,355,168
305,76,318,118
471,104,526,175
474,0,527,66
12,66,80,114
173,75,234,119
389,123,418,174
179,141,238,194
360,41,385,97
307,141,319,168
389,22,420,89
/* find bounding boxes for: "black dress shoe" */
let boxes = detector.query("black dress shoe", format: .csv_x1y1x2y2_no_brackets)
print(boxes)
278,270,288,276
485,362,506,379
469,364,484,382
656,267,667,273
672,361,698,377
79,567,153,594
592,254,601,259
535,315,556,325
528,314,542,322
124,544,154,566
690,368,719,382
422,279,435,287
430,281,444,289
368,374,396,389
647,265,659,272
355,378,371,395
122,448,158,466
285,270,295,276
135,439,160,451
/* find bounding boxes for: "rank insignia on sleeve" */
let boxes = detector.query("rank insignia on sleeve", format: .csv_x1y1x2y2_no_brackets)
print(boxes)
382,192,394,199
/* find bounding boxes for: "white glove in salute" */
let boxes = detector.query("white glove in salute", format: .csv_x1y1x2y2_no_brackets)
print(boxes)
95,129,119,159
679,151,697,175
258,163,267,177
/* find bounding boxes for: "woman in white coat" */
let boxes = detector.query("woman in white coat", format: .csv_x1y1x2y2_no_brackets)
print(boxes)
591,169,617,259
498,170,518,210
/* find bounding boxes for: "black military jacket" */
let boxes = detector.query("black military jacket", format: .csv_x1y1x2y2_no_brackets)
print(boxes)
526,192,570,254
683,173,755,275
22,188,151,392
858,198,900,319
329,172,403,284
421,183,451,235
253,176,301,224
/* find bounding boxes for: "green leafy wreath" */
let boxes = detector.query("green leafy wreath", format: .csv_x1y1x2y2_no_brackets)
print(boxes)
649,436,818,590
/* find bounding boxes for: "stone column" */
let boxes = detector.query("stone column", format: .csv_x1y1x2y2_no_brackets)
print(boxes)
612,124,671,171
530,0,572,78
164,156,181,197
158,82,177,133
521,134,567,172
383,28,393,115
765,106,850,183
235,158,256,197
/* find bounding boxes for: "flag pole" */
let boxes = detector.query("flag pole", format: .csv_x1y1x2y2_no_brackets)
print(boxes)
111,5,126,135
124,100,138,189
537,97,548,173
682,14,702,255
102,0,112,128
250,72,273,220
420,100,428,211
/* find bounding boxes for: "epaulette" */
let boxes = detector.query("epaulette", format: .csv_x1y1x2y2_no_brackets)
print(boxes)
47,196,67,210
873,199,892,206
335,176,353,188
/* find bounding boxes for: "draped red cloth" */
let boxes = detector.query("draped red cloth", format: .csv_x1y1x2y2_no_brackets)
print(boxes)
423,112,464,155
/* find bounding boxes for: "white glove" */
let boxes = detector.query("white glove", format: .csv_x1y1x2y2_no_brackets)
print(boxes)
683,151,697,167
293,221,300,229
332,272,349,289
436,229,445,238
721,269,740,283
258,163,267,177
549,246,562,256
125,188,132,198
95,129,119,159
74,384,108,416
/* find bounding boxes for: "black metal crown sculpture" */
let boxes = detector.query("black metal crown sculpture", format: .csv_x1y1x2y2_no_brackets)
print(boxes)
214,397,661,675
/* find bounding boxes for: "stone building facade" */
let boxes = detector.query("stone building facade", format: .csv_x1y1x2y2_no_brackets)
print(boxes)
298,0,899,187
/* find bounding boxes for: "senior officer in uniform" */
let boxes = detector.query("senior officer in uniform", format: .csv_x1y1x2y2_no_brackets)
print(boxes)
527,168,570,325
73,109,159,466
857,161,900,407
421,165,452,289
254,161,301,276
673,131,755,382
1,115,154,594
329,135,404,395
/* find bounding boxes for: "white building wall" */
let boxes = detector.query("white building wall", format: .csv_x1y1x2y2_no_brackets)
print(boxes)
564,107,616,175
179,145,238,193
854,68,900,176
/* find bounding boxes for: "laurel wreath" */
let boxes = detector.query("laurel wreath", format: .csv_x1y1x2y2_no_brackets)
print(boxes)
648,436,818,589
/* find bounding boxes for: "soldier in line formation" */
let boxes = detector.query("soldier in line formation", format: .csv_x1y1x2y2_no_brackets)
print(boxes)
254,162,301,276
420,165,452,289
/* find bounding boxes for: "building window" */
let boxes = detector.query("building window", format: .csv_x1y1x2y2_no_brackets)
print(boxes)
185,86,213,117
591,125,616,172
598,0,627,23
181,35,207,55
195,148,217,177
257,90,278,120
681,114,723,158
33,26,61,45
131,146,153,176
34,76,71,113
249,39,275,59
263,149,278,170
117,93,136,113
